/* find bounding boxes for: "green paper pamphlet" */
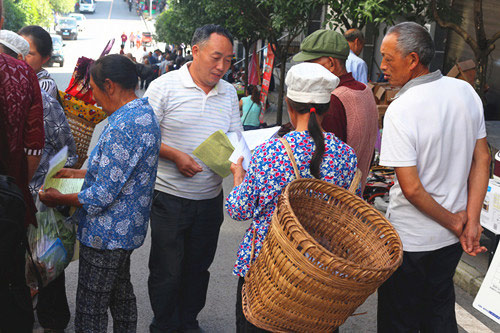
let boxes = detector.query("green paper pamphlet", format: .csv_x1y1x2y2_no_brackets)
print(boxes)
43,146,68,189
45,178,85,194
43,146,84,194
193,130,235,178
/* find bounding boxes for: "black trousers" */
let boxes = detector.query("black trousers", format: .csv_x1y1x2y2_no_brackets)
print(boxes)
75,245,136,333
36,271,70,329
377,242,463,333
148,191,224,332
236,277,269,333
0,222,33,333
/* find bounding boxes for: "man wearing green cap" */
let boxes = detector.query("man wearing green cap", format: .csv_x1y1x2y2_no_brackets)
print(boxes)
293,29,378,193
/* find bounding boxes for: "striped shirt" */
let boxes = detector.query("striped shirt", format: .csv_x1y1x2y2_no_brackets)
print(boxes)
144,63,242,200
37,69,58,99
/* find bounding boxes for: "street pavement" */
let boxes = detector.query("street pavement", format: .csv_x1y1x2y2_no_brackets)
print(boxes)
39,0,500,332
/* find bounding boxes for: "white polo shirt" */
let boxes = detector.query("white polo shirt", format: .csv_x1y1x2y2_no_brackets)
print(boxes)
380,71,486,252
144,63,242,200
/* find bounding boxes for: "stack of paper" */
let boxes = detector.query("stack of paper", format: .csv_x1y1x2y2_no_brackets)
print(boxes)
474,246,500,324
193,126,281,177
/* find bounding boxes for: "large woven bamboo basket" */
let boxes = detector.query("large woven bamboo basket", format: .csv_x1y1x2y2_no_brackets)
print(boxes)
242,178,403,332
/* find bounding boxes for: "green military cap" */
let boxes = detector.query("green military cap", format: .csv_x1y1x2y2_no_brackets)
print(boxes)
293,29,350,62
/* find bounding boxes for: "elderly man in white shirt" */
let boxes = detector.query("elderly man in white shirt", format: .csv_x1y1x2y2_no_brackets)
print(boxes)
377,22,490,332
344,28,368,84
144,24,242,333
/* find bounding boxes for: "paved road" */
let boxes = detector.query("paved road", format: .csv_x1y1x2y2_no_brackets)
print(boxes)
42,1,499,332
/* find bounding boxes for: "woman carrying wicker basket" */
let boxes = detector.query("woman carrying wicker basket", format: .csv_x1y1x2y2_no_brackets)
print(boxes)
226,62,359,332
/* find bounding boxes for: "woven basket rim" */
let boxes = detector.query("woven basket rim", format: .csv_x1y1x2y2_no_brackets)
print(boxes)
280,178,403,274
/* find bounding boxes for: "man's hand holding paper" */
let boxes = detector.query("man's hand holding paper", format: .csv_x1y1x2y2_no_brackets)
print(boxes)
193,127,280,178
174,150,203,177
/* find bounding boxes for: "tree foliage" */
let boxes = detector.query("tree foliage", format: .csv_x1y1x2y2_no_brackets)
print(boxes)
49,0,76,14
155,0,213,45
324,0,397,31
430,0,500,101
322,0,459,31
155,8,193,45
205,0,269,91
255,0,321,124
4,0,55,31
2,0,26,31
15,0,53,28
154,0,496,116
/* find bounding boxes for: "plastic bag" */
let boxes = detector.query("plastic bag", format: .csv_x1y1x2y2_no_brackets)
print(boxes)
26,207,76,289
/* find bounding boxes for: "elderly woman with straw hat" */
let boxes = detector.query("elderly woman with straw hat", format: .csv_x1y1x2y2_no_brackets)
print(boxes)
226,62,359,332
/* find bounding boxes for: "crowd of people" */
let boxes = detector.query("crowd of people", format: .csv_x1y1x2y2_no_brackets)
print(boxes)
0,0,491,330
119,32,194,92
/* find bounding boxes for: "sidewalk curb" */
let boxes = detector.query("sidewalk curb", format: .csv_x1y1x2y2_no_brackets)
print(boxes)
140,15,150,32
454,260,484,297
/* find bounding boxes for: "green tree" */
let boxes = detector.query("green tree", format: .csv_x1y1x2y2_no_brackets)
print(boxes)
205,0,268,91
49,0,76,14
4,0,53,31
256,0,322,124
3,0,26,31
155,0,213,45
155,8,193,45
324,0,402,31
431,0,500,102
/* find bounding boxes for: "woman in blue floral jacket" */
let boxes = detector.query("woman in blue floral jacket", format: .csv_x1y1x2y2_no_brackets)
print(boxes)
226,63,359,332
40,55,161,333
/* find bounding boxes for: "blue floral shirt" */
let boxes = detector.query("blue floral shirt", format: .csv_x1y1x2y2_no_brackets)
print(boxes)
74,98,161,250
226,131,358,277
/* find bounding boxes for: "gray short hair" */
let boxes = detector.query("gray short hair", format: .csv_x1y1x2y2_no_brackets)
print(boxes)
191,24,233,47
387,22,435,67
344,29,364,43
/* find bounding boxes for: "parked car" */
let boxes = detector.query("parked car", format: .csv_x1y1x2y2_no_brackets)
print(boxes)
79,0,96,13
68,13,86,31
142,32,152,46
48,35,64,67
56,17,78,40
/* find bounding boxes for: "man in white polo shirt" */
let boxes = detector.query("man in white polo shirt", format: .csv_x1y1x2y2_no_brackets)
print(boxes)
144,24,242,333
377,22,490,332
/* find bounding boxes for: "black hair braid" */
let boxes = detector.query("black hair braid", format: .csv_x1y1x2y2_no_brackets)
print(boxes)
307,109,325,179
286,98,329,179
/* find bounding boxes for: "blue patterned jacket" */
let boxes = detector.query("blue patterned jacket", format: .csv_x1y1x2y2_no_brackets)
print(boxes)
75,98,161,250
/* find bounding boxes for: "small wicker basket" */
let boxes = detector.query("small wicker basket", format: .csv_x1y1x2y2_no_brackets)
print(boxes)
58,90,107,169
242,178,403,332
65,112,96,169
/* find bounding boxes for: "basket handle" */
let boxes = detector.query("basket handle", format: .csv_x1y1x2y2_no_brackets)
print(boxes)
249,227,257,264
280,138,301,179
348,168,362,193
248,139,299,267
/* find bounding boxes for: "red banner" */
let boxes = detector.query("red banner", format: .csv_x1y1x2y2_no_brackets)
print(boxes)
248,47,260,86
260,44,275,112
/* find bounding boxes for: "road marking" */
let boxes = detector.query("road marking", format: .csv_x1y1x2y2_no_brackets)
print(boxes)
107,0,114,20
456,303,493,333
